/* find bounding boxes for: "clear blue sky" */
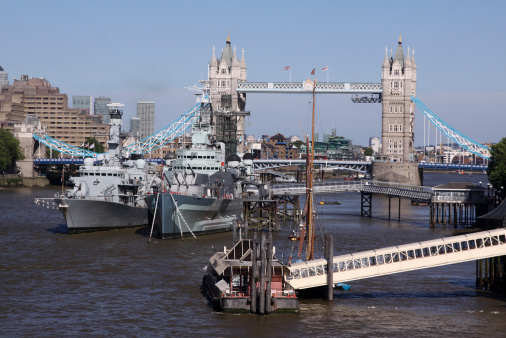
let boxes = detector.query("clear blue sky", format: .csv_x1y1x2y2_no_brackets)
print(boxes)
1,0,505,146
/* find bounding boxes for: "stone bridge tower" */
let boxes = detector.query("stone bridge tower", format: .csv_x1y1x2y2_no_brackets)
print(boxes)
208,34,247,156
380,33,417,162
373,34,420,185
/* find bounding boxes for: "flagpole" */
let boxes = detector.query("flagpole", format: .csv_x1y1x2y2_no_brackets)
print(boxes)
327,67,329,83
290,67,292,83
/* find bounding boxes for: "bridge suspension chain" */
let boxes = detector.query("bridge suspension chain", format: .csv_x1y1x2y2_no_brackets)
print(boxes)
33,133,101,158
33,95,209,158
124,97,209,155
412,96,491,159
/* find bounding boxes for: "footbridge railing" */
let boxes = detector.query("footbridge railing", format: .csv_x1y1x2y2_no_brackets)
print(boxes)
286,228,506,290
270,180,434,201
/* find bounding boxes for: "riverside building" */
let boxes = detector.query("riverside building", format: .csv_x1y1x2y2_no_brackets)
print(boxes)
0,75,109,149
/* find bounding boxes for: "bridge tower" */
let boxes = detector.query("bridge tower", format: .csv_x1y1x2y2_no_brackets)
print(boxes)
380,33,417,162
208,34,248,155
373,34,420,185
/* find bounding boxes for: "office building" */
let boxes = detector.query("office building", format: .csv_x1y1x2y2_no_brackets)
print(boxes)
72,95,92,113
94,96,111,125
137,101,155,139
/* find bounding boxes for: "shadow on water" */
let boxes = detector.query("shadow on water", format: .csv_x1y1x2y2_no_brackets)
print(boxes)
335,290,493,300
47,223,68,234
134,225,155,238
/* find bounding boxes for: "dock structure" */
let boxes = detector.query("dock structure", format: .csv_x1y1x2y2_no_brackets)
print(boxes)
286,229,506,291
430,183,492,227
243,199,279,231
273,194,301,221
476,199,506,291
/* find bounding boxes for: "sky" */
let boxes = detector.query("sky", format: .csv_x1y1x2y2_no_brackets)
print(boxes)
1,0,505,147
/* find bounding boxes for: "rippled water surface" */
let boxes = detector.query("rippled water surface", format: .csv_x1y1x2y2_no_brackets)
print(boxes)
1,173,505,337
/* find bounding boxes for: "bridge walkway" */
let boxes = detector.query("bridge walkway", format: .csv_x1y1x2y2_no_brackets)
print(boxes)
271,180,434,201
286,229,506,290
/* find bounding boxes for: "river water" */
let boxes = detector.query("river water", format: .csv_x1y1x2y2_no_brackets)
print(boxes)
1,172,505,337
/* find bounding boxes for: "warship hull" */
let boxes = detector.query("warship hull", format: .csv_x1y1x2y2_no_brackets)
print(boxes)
146,193,243,239
57,197,148,233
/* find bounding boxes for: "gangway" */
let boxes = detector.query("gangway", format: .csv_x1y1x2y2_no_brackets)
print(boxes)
271,180,433,201
286,228,506,290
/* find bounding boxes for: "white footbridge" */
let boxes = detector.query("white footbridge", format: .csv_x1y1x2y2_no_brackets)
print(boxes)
271,180,434,201
286,228,506,290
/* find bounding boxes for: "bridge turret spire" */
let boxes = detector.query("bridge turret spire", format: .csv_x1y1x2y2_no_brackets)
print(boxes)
210,46,217,68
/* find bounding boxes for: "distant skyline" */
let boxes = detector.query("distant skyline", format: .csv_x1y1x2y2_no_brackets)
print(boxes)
1,0,505,146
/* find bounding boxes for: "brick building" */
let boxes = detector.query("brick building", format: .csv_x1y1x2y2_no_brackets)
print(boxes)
0,75,109,149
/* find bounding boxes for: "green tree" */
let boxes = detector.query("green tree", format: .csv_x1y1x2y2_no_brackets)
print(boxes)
46,147,61,158
291,140,305,150
0,129,24,170
364,147,374,156
84,137,105,153
487,137,506,198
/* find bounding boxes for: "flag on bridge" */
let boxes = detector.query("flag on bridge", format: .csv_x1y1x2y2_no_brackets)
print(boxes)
322,66,328,71
90,143,95,149
311,68,315,75
284,66,290,70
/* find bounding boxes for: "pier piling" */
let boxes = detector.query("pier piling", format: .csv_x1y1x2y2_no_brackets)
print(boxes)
250,233,258,314
325,234,334,301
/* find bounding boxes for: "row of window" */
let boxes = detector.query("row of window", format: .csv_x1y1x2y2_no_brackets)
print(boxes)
217,80,230,87
290,235,506,279
174,166,219,171
388,106,404,113
177,155,215,159
391,81,403,89
81,172,122,177
389,124,403,132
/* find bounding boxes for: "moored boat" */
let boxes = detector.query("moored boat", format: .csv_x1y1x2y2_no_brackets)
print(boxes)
146,119,251,239
53,104,159,232
202,237,299,313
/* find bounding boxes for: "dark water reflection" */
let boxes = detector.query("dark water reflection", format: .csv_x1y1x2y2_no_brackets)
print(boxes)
1,173,504,337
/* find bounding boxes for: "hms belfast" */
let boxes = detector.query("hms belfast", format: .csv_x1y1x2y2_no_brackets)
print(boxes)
146,34,252,239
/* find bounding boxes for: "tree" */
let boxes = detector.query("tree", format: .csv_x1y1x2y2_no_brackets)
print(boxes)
364,147,374,156
487,137,506,198
46,147,61,159
0,129,24,170
85,137,105,154
291,140,305,150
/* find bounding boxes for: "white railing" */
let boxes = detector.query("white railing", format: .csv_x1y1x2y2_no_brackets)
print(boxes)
287,228,506,290
270,180,434,200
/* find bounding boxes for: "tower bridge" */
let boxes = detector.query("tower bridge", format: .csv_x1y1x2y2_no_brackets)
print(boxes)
32,33,490,184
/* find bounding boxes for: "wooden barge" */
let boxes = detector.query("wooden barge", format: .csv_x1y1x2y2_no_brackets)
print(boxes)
202,234,299,314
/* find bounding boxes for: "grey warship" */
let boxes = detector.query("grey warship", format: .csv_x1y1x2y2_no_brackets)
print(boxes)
146,119,252,239
55,104,158,232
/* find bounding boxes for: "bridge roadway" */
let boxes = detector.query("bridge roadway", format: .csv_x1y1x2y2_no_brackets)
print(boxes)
286,228,506,290
252,159,487,172
271,180,434,201
236,81,382,94
32,158,487,174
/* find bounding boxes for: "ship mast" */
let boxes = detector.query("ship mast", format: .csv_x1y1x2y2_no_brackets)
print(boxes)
306,78,316,261
297,76,317,262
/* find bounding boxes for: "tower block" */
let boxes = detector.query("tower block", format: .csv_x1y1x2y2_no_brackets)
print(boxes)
373,34,421,185
208,34,248,156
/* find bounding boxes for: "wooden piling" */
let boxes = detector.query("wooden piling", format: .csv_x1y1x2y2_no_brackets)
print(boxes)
265,232,273,314
250,233,258,314
326,234,334,301
398,198,401,221
258,233,266,315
